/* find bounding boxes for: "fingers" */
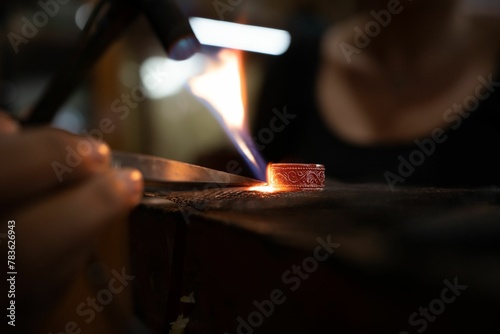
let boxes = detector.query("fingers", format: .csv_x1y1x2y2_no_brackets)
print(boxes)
15,169,143,277
0,112,20,134
0,127,111,204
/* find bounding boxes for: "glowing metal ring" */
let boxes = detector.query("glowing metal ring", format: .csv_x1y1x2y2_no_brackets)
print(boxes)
268,163,325,191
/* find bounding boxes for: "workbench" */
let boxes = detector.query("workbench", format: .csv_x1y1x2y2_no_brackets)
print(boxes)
129,181,500,333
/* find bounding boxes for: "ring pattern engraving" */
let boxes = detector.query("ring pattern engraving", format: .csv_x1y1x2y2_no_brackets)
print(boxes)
269,164,325,190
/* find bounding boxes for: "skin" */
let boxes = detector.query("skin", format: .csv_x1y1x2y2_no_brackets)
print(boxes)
0,113,144,330
317,0,500,145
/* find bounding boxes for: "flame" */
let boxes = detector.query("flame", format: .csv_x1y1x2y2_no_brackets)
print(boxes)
248,164,284,193
188,50,267,180
189,50,246,129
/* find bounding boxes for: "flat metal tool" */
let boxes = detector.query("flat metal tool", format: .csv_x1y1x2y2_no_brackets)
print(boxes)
112,151,266,191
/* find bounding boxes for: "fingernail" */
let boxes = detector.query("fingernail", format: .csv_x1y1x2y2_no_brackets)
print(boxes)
90,141,110,166
169,35,200,60
116,169,144,206
0,112,20,134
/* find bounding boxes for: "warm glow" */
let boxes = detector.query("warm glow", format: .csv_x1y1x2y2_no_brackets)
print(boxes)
187,49,267,180
247,185,277,193
189,50,245,129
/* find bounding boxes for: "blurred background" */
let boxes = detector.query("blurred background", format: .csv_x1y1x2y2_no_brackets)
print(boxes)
0,0,354,165
1,0,499,175
2,2,500,332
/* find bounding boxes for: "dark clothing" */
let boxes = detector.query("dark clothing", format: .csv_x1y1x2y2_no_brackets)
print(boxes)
253,23,500,187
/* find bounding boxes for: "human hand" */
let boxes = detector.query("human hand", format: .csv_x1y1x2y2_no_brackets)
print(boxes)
0,112,144,328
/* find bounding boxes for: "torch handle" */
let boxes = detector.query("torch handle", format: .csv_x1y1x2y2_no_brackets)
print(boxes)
23,1,139,125
23,0,200,126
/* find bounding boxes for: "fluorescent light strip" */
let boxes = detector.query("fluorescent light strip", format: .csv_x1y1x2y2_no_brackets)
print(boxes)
189,17,291,56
